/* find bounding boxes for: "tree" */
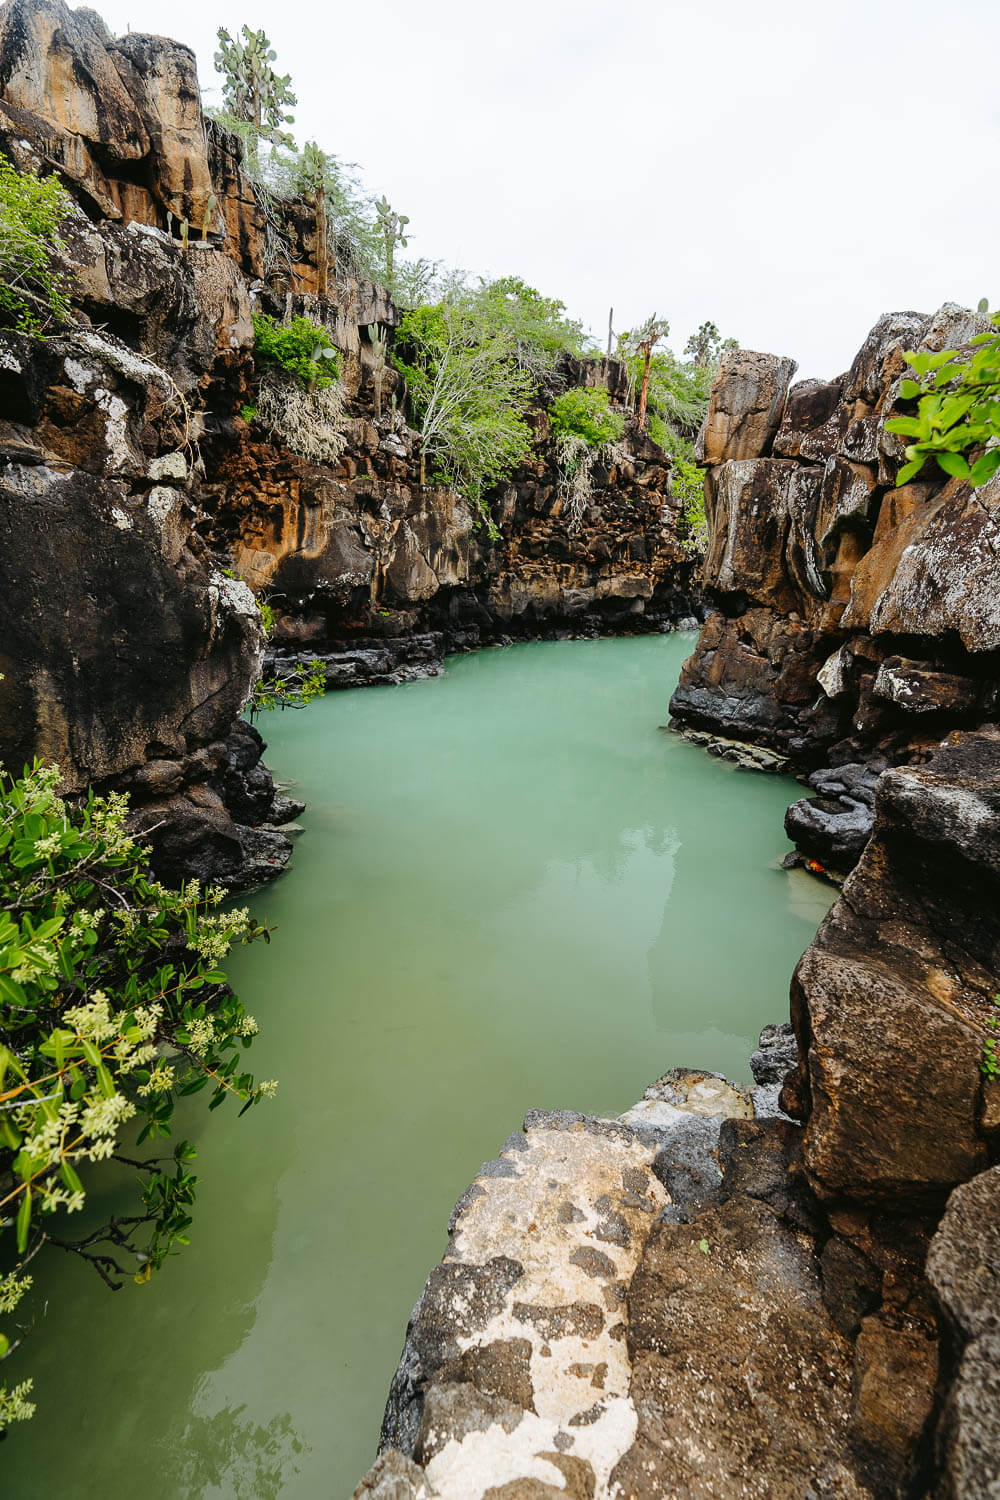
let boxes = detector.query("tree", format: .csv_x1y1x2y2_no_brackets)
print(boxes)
624,314,670,430
684,320,738,370
0,762,276,1432
470,276,590,376
393,300,534,528
214,27,297,166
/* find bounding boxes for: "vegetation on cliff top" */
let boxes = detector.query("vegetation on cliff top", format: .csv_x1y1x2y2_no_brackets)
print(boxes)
0,762,276,1431
888,306,1000,489
0,161,72,337
393,300,535,530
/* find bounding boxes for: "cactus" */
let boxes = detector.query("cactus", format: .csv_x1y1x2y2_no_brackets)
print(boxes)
367,322,388,421
373,195,409,291
179,216,189,252
214,25,296,168
201,192,217,240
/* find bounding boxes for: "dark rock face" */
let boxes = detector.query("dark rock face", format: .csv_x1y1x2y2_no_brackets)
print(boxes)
611,1197,863,1499
784,729,1000,1211
926,1168,1000,1499
670,305,1000,772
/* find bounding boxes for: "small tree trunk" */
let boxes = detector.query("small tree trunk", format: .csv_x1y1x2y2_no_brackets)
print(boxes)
606,306,614,358
315,187,328,298
420,450,426,488
637,347,652,429
374,367,383,421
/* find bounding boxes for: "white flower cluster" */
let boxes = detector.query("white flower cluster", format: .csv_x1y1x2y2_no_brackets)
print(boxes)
185,1018,216,1055
137,1064,174,1098
0,1379,36,1427
79,1092,135,1142
39,1184,85,1215
32,832,63,859
188,906,250,966
0,1271,32,1316
62,991,116,1043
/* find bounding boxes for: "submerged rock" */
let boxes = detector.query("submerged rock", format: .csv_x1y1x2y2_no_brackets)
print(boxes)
784,761,881,872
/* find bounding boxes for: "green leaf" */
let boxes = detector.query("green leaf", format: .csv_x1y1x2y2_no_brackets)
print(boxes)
60,1159,84,1194
899,379,922,400
970,449,1000,487
884,416,924,438
935,451,971,479
698,1238,710,1254
0,1332,9,1358
16,1188,31,1254
895,457,926,486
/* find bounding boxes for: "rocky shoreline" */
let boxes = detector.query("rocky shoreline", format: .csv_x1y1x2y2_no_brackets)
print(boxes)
355,718,1000,1497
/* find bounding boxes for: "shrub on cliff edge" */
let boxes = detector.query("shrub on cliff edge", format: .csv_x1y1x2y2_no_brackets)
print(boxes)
548,386,625,447
252,312,340,389
0,761,275,1432
0,160,72,337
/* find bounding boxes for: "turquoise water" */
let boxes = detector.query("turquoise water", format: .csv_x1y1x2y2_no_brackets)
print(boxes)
3,636,830,1498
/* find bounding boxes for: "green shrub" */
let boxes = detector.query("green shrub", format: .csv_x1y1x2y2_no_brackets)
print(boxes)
251,312,340,389
548,386,625,447
0,761,275,1430
0,160,72,336
673,456,708,554
887,307,1000,488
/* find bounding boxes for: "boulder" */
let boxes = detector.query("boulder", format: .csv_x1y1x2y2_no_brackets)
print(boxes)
695,349,798,465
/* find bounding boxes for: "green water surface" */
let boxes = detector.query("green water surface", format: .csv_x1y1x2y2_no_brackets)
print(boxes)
4,636,831,1498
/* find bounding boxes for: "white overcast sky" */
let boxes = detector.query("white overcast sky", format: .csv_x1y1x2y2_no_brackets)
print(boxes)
90,0,999,380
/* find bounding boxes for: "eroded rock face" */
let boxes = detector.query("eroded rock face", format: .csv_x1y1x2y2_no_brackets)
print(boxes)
671,304,999,773
0,294,286,887
925,1168,1000,1499
784,729,1000,1210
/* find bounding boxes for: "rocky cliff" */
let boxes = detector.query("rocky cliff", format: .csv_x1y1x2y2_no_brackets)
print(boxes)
0,0,699,881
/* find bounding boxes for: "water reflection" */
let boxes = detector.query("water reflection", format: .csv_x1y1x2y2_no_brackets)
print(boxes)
153,1405,308,1498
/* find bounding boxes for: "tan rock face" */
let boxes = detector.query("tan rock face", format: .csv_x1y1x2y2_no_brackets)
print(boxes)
0,0,218,224
0,0,148,156
695,349,797,464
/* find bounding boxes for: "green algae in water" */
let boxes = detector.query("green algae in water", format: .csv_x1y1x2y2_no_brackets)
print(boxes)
3,636,831,1498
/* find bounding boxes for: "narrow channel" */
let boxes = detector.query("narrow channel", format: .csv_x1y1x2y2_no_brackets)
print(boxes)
5,636,831,1498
